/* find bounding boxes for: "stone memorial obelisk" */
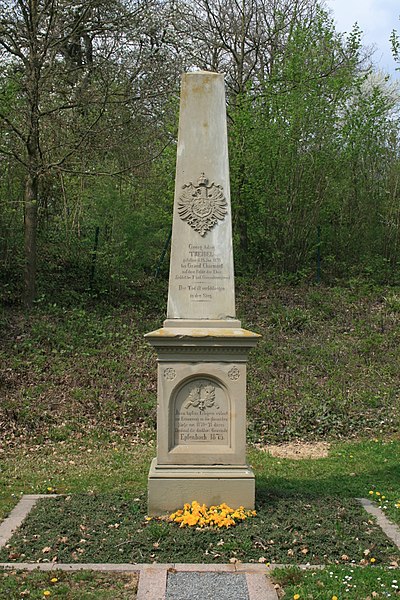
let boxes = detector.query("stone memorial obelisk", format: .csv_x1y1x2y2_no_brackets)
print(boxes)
145,71,260,515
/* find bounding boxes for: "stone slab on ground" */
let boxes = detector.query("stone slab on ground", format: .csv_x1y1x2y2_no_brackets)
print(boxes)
165,572,249,600
137,565,168,600
0,563,145,572
358,498,400,549
246,573,280,600
165,568,279,600
0,495,58,549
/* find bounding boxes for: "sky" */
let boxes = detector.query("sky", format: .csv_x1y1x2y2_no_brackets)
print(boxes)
325,0,400,78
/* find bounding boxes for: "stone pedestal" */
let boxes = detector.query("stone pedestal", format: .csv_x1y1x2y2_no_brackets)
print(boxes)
145,323,259,515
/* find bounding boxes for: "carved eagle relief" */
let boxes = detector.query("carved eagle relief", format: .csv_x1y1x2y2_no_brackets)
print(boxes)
185,384,216,412
178,173,227,236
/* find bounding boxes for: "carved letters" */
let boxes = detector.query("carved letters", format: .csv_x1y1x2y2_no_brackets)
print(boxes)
174,378,229,446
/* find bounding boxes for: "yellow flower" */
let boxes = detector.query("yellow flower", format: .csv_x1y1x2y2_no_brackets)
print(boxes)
43,592,51,597
332,596,338,600
370,557,376,563
50,577,58,583
168,500,255,528
369,490,374,495
293,594,300,600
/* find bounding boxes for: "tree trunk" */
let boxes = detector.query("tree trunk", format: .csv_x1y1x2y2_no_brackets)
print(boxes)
237,163,249,255
23,172,38,308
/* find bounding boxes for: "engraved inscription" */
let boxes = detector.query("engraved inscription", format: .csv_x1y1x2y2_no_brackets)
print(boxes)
174,378,229,446
178,173,227,236
175,243,228,304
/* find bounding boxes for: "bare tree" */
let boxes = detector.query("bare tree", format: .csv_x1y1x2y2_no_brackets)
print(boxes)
0,0,179,305
168,0,324,252
170,0,320,96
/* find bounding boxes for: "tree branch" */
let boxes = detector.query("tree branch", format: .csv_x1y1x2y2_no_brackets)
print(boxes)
0,111,27,142
0,36,27,62
55,138,174,176
0,147,28,167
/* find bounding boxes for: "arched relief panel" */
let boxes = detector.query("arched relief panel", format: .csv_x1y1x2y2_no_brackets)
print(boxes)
170,375,231,451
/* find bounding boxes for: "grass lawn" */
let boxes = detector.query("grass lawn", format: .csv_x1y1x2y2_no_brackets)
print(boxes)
0,438,399,566
2,436,398,528
0,437,155,523
273,565,400,599
0,570,138,599
250,439,400,528
1,281,399,597
0,492,399,565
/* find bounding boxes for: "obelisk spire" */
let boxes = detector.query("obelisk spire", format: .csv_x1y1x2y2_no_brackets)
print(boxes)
166,71,237,324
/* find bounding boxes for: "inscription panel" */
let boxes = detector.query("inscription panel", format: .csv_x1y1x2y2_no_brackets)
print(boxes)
173,378,229,447
175,242,230,306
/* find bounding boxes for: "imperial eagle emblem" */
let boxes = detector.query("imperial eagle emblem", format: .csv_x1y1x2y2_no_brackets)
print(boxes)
178,173,227,236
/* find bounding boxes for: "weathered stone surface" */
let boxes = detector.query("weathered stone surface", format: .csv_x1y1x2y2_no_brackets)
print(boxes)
146,71,260,514
167,72,236,322
155,360,247,466
145,327,260,472
146,329,258,511
148,459,255,515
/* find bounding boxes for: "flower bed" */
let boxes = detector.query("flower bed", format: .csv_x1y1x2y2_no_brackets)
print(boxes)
169,501,256,528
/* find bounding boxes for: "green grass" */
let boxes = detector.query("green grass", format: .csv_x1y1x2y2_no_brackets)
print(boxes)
242,281,400,443
1,438,399,525
0,437,155,521
0,438,399,566
251,439,400,527
0,434,398,598
1,281,399,445
1,493,399,565
0,570,138,599
0,280,399,593
273,565,400,599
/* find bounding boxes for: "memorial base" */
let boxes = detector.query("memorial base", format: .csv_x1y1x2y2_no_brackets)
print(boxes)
145,325,260,516
148,458,255,515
